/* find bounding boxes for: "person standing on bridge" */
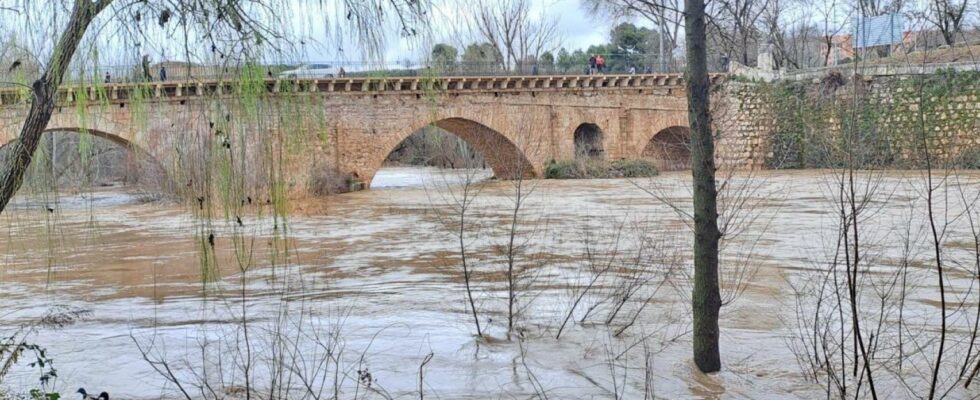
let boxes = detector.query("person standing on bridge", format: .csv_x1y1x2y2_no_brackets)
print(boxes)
596,54,605,74
628,65,636,74
588,55,597,75
159,65,167,81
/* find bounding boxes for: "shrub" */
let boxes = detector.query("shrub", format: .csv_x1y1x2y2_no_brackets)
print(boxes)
579,160,606,178
544,159,585,179
309,166,353,195
956,147,980,169
544,159,658,179
610,159,659,178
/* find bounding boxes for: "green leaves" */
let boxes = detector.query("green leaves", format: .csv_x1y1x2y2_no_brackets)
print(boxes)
30,388,61,400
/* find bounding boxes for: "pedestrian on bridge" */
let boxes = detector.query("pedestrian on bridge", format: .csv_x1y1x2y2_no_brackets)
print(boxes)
596,54,605,74
159,66,167,81
588,55,597,75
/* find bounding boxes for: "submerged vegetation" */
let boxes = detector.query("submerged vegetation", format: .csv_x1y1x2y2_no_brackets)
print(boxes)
544,159,659,179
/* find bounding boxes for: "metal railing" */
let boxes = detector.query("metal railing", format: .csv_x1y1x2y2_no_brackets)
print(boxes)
0,56,730,88
781,60,980,80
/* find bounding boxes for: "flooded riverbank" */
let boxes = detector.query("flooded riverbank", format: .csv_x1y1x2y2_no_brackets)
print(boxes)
1,168,979,399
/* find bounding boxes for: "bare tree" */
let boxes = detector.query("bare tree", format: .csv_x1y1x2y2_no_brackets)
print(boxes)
501,124,542,336
760,0,825,69
429,137,488,338
459,0,561,72
923,0,971,45
857,0,905,17
684,0,723,373
710,0,770,65
803,0,850,67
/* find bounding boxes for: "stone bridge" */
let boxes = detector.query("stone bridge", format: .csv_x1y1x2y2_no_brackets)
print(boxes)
0,74,737,195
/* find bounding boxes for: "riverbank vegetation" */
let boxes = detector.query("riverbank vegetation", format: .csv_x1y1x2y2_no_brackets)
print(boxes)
544,159,659,179
760,69,980,170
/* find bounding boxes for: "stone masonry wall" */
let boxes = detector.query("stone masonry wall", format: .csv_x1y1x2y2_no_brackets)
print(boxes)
713,82,776,169
0,79,696,199
725,71,980,169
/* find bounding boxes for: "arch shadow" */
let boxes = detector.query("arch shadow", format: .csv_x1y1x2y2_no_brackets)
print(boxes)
573,123,605,160
369,117,536,188
643,126,691,171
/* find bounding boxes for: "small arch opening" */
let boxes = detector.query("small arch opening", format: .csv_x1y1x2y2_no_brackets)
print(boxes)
573,123,604,160
643,126,691,171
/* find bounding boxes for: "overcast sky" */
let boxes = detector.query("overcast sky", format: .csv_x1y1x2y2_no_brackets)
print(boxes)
0,0,642,68
307,0,633,64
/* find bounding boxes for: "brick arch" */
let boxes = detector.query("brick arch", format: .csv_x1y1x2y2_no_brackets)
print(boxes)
632,111,689,155
1,107,166,163
557,110,613,160
0,126,169,185
642,126,691,171
573,122,605,160
364,117,537,188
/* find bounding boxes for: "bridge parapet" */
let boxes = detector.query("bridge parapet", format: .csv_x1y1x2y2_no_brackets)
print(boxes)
0,74,727,106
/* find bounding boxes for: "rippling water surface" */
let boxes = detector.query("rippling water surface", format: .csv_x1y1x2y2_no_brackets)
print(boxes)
2,168,979,399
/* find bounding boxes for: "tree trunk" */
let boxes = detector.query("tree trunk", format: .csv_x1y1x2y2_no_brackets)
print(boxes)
0,0,109,215
685,0,723,373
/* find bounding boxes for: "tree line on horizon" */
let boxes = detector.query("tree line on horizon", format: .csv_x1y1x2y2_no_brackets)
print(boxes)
428,22,686,74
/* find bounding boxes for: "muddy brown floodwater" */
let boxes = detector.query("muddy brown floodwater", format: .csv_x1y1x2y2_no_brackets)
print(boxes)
1,167,979,399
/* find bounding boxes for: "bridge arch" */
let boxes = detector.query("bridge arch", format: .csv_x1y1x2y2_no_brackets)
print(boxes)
573,123,605,160
368,117,536,188
0,126,169,189
642,126,690,171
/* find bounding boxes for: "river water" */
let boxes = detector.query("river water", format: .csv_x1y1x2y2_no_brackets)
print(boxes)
1,167,979,399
